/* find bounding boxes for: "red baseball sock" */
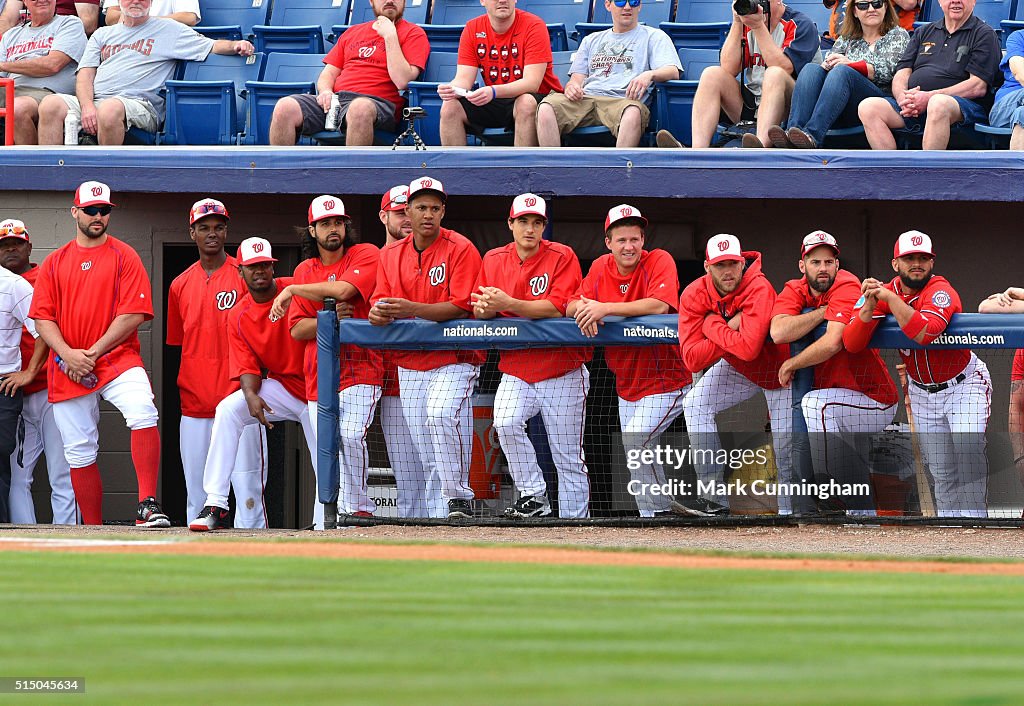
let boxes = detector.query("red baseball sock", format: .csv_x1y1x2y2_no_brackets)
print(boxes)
70,463,103,525
131,426,161,500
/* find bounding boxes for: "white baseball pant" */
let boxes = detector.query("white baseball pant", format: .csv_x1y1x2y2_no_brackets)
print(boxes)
493,366,591,519
381,395,444,518
620,386,691,517
683,359,792,508
909,354,991,518
318,384,381,515
205,379,322,529
52,366,158,468
801,388,896,516
9,389,76,524
398,364,478,503
180,416,268,528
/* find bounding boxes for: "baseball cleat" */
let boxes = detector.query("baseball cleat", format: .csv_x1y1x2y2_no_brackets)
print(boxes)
502,495,552,519
447,499,473,519
675,498,729,517
189,505,230,531
136,497,171,528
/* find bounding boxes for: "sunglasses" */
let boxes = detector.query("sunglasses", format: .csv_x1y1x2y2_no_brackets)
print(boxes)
80,205,112,216
390,195,408,206
854,1,885,9
612,0,642,7
194,202,227,216
0,225,27,237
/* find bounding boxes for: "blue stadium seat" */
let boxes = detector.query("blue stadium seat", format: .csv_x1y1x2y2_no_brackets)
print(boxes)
676,46,720,80
1002,1,1024,38
163,53,266,145
970,0,1012,37
423,25,465,53
195,0,271,40
653,47,720,146
405,52,466,145
429,0,482,24
242,52,327,144
350,0,429,24
659,21,729,50
329,24,350,43
479,50,573,145
519,0,594,49
971,122,1012,149
573,22,610,41
252,0,351,54
784,0,831,36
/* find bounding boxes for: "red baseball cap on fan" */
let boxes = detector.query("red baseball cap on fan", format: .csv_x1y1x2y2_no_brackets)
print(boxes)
604,204,647,232
381,186,409,212
510,193,547,220
74,181,114,208
705,234,743,265
308,195,349,225
893,230,934,259
407,175,446,203
238,237,277,265
800,230,839,257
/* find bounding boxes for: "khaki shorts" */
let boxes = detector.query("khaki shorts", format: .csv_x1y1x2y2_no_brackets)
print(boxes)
59,93,160,132
540,94,650,137
0,86,55,108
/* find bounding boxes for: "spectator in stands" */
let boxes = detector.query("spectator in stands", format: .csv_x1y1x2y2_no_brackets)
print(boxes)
987,29,1024,150
858,0,1000,150
0,0,98,36
35,0,253,146
268,0,428,146
103,0,198,26
768,0,908,148
657,0,820,148
535,0,680,148
437,0,562,146
0,0,86,144
821,0,918,48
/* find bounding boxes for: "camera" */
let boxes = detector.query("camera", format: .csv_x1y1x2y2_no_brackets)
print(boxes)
733,0,770,17
403,106,427,120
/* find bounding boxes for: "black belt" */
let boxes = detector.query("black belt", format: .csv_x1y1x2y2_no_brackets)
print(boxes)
912,372,966,394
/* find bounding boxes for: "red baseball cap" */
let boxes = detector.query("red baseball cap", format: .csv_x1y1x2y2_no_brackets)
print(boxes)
705,234,743,265
308,195,349,225
74,181,114,208
510,193,547,220
604,204,647,232
237,237,277,265
381,186,409,212
407,175,446,203
893,230,934,258
190,198,229,225
801,230,839,257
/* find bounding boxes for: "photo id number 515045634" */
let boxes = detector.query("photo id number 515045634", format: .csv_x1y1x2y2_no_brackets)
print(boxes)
1,679,85,692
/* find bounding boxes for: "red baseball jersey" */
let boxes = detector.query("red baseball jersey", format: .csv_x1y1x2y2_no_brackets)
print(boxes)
17,265,47,397
29,235,154,403
382,352,400,397
576,250,691,402
677,251,788,389
772,270,897,406
288,244,383,401
458,10,563,93
1013,349,1024,382
476,240,589,383
372,227,485,371
227,277,307,402
166,256,245,418
844,274,969,385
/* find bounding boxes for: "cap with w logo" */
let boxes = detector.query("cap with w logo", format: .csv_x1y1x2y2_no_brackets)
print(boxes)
604,203,648,232
510,193,547,220
407,176,446,203
238,237,278,266
705,234,743,265
308,195,349,225
74,181,114,208
893,230,934,259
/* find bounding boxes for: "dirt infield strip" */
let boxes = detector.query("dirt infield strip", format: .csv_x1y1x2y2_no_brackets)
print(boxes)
2,536,1024,575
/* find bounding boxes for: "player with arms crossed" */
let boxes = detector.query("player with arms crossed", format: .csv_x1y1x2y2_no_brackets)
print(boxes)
29,181,169,527
845,230,991,517
473,193,590,519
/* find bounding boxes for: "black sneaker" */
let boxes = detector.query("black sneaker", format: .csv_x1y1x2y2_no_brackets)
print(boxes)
502,495,552,519
136,497,171,528
677,498,729,517
188,505,230,531
447,499,473,519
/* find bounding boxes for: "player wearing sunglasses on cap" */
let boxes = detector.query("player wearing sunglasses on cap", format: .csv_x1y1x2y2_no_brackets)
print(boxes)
766,0,908,148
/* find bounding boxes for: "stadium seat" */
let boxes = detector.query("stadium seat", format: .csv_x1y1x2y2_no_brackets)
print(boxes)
423,25,465,53
163,53,266,145
405,52,465,145
328,24,350,43
242,52,326,144
659,21,729,50
477,50,573,145
784,0,831,36
970,0,1011,37
1001,0,1023,42
573,21,610,41
194,0,272,40
971,123,1012,149
349,0,428,24
653,47,720,146
677,46,721,80
252,0,351,54
518,0,594,49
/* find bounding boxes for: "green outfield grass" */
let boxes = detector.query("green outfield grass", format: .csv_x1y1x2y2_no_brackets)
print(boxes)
3,550,1024,705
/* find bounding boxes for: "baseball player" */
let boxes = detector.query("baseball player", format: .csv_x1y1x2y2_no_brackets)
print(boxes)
567,205,692,518
1,219,75,524
166,199,268,528
28,181,170,527
369,176,485,520
770,231,899,515
845,230,992,518
378,185,443,518
271,195,382,523
190,237,321,531
473,193,590,519
677,234,790,516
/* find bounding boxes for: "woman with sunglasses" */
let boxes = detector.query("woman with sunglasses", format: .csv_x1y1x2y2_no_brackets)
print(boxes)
767,0,908,148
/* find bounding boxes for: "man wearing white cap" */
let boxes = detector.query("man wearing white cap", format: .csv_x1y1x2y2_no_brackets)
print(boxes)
0,219,75,524
677,233,790,516
190,237,320,531
770,230,898,515
167,199,267,528
271,195,381,524
370,176,484,519
567,205,692,518
473,193,590,519
845,230,991,517
29,181,170,527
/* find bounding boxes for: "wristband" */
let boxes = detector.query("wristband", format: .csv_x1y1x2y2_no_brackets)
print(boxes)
847,60,869,77
491,85,497,100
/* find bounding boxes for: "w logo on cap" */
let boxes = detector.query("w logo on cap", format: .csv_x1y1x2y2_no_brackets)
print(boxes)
91,186,103,197
252,241,264,253
718,240,730,252
911,235,923,246
620,206,633,218
420,179,433,188
323,199,335,210
524,196,537,207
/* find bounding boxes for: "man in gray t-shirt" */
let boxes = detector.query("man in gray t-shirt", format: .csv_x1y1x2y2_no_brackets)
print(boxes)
0,0,86,144
537,0,680,147
36,0,253,145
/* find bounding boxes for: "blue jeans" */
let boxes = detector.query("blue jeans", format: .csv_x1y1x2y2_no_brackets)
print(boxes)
989,87,1024,128
787,63,886,144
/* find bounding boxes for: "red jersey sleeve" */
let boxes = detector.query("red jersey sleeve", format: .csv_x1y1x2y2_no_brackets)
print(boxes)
287,260,317,334
701,278,774,362
645,250,680,308
339,243,380,303
371,246,396,304
448,239,482,312
28,255,57,322
678,284,723,373
844,293,887,353
546,248,582,314
326,31,346,69
114,249,155,320
401,22,430,72
908,279,959,344
770,280,805,318
824,276,860,323
166,278,184,346
227,307,262,381
1013,350,1024,382
573,267,597,302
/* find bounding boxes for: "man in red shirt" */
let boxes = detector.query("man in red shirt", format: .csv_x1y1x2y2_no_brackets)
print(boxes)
166,199,267,528
29,181,169,527
269,0,429,145
437,0,562,146
770,231,898,516
567,205,692,518
190,237,320,531
270,195,381,524
370,176,484,519
845,230,991,517
678,234,790,516
473,193,589,518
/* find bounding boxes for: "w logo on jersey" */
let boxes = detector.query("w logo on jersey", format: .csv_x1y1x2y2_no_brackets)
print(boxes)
215,290,238,311
428,262,447,287
529,273,549,296
81,261,92,271
328,274,336,282
620,283,629,294
358,46,376,58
